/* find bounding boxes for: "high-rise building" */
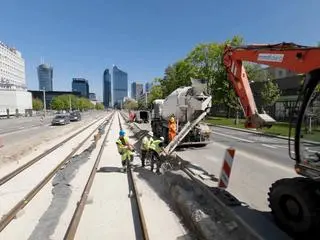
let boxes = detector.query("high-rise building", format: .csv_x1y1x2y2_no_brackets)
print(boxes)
37,64,53,91
136,83,143,99
72,78,89,98
145,82,151,93
131,82,143,100
103,68,111,108
0,41,26,90
0,41,32,116
112,65,128,106
89,93,96,101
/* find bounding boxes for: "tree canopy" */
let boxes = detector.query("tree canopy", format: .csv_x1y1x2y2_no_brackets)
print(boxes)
32,98,43,111
123,99,138,110
148,35,278,111
261,80,281,108
50,95,95,111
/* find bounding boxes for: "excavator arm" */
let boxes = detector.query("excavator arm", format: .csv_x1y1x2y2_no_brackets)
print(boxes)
223,42,320,128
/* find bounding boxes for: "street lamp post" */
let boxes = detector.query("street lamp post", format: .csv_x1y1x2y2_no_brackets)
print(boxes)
69,95,72,112
42,88,46,117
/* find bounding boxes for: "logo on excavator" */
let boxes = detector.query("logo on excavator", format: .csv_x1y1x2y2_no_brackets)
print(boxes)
257,53,284,62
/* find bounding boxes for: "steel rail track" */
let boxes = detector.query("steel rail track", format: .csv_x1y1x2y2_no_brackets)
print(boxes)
0,115,106,186
118,112,149,240
121,110,262,240
0,113,114,232
63,113,115,239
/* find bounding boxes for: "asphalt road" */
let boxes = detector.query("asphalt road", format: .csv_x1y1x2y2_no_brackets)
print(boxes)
135,123,299,209
0,111,108,164
0,111,95,136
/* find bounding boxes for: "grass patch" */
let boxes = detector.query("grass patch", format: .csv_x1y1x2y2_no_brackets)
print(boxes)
205,117,320,142
205,117,291,137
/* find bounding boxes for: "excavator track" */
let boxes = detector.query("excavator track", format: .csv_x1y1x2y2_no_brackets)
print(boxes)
268,177,320,239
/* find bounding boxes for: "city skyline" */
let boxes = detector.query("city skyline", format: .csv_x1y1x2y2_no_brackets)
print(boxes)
2,1,317,102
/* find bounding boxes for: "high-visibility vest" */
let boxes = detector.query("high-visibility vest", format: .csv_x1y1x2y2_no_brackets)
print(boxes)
149,139,162,154
116,137,129,154
141,136,149,150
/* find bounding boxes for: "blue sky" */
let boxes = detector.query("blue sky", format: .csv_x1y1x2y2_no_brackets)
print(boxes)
1,0,319,101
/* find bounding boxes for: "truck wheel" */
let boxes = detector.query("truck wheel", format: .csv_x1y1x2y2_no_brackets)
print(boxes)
268,177,320,238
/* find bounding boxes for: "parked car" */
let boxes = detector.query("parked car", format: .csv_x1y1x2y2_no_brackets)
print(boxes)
70,111,81,121
51,114,70,125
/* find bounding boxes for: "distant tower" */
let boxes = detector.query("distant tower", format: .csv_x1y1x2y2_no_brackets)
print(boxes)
112,65,128,107
37,63,53,91
103,68,112,107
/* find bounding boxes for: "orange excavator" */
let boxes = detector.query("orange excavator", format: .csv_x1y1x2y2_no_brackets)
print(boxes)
223,42,320,238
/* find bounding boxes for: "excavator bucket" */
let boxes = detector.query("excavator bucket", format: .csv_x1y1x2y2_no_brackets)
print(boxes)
250,113,276,129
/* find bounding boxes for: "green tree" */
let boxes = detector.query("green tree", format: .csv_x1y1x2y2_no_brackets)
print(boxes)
186,36,245,111
159,60,196,96
123,99,138,110
261,80,281,108
32,98,43,111
51,97,65,110
147,84,164,108
95,103,105,110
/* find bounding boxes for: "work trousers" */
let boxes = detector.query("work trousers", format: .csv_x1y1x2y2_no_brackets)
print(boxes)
150,150,162,173
140,149,148,167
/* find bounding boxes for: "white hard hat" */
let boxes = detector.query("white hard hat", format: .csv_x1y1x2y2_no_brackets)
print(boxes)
148,131,154,137
160,136,164,141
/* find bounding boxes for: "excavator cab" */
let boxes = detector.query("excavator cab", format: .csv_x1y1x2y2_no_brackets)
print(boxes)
289,69,320,178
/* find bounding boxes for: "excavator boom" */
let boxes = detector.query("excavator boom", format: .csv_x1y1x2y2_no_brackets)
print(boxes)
223,42,320,128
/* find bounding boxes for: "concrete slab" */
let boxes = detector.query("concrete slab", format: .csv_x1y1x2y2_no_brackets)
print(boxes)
121,117,188,240
75,115,136,239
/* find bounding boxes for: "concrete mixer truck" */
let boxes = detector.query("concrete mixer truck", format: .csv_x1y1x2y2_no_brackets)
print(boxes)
150,79,212,147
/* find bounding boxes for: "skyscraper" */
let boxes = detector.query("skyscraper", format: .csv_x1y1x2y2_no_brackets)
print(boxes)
37,64,53,91
103,68,111,108
136,83,143,99
112,65,128,106
131,82,143,100
131,82,136,99
145,82,151,93
72,78,89,98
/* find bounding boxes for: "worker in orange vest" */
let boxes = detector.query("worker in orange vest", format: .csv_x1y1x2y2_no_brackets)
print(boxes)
168,115,176,142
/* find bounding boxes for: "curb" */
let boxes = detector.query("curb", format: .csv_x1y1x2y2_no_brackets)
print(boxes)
207,123,320,145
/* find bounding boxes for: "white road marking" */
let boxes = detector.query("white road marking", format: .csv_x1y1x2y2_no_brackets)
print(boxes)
273,145,288,149
213,131,254,143
212,141,295,173
18,127,24,130
262,144,277,149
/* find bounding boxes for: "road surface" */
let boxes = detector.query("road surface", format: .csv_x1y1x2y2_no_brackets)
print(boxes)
0,111,106,165
135,123,299,211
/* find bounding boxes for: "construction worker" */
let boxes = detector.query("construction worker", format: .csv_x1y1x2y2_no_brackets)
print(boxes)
116,130,134,172
149,136,165,174
140,131,154,167
168,115,177,142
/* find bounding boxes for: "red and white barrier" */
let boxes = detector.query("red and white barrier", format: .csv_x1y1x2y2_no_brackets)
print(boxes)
218,148,236,189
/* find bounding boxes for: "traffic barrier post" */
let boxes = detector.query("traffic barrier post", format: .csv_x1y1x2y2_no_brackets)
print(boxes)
218,147,236,189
